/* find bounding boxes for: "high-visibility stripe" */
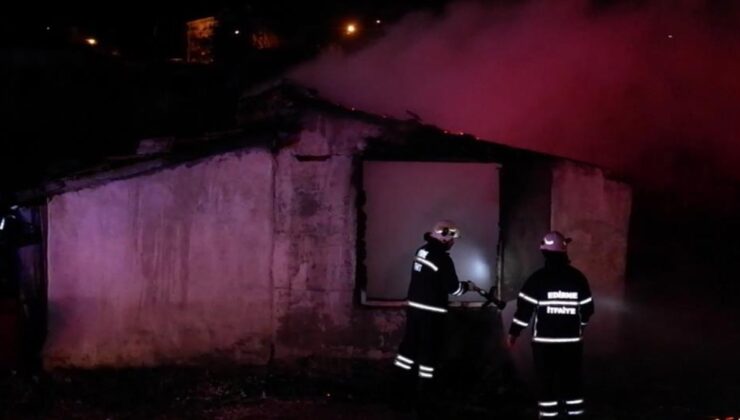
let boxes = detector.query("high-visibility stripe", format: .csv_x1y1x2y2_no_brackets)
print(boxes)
581,322,588,326
513,318,529,327
538,401,558,407
518,292,538,304
394,361,412,370
579,297,593,305
540,412,558,417
396,354,414,364
396,354,414,365
408,301,447,313
566,399,584,405
533,337,582,343
568,410,585,416
417,249,429,258
452,283,463,296
0,218,5,231
540,300,579,306
415,257,439,272
419,372,433,379
419,365,434,372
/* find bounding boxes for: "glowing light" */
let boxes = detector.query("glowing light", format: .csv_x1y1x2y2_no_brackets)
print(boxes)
667,34,673,39
86,38,98,46
345,23,358,36
234,29,240,35
376,19,382,24
471,257,490,278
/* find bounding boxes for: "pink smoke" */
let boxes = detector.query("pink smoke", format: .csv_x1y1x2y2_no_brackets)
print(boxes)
291,0,740,189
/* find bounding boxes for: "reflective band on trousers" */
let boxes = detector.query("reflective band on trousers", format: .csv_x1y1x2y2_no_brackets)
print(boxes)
566,399,584,405
419,372,433,379
396,354,414,364
394,361,411,370
408,301,447,313
540,412,558,417
538,401,558,407
419,365,434,372
533,337,582,343
415,257,439,272
568,410,585,416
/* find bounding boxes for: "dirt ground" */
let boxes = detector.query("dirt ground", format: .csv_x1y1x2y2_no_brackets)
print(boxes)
1,357,739,420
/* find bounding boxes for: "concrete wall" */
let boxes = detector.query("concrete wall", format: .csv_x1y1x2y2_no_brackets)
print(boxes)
44,113,406,368
550,161,632,356
45,151,275,367
272,112,405,360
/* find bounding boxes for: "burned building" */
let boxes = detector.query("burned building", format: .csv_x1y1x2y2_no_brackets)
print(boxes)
14,83,631,369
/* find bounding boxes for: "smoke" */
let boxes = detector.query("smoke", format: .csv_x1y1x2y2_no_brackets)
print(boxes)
291,0,740,190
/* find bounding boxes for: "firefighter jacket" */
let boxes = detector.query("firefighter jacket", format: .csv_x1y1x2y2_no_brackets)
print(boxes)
509,257,594,343
406,233,470,313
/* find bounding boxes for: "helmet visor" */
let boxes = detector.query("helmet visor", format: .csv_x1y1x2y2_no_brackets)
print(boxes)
435,227,460,238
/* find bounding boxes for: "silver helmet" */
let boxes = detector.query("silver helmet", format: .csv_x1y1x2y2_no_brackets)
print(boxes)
539,231,571,252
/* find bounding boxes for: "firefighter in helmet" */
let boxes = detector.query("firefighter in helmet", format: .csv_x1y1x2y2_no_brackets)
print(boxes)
393,220,481,410
507,231,595,418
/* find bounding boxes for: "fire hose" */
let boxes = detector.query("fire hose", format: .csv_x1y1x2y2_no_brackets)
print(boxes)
474,284,507,310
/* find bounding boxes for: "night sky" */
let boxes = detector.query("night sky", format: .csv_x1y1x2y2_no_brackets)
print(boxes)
3,1,451,56
0,0,457,193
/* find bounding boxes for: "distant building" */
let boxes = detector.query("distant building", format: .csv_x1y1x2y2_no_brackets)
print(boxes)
186,17,216,64
250,30,280,50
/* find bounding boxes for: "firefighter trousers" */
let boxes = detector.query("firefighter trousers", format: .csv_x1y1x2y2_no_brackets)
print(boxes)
532,342,585,417
395,307,445,381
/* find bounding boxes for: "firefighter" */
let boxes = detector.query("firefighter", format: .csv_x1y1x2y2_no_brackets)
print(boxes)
392,220,480,413
507,231,594,418
0,204,21,299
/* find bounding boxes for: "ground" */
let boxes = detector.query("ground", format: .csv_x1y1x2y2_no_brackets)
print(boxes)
1,357,738,420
